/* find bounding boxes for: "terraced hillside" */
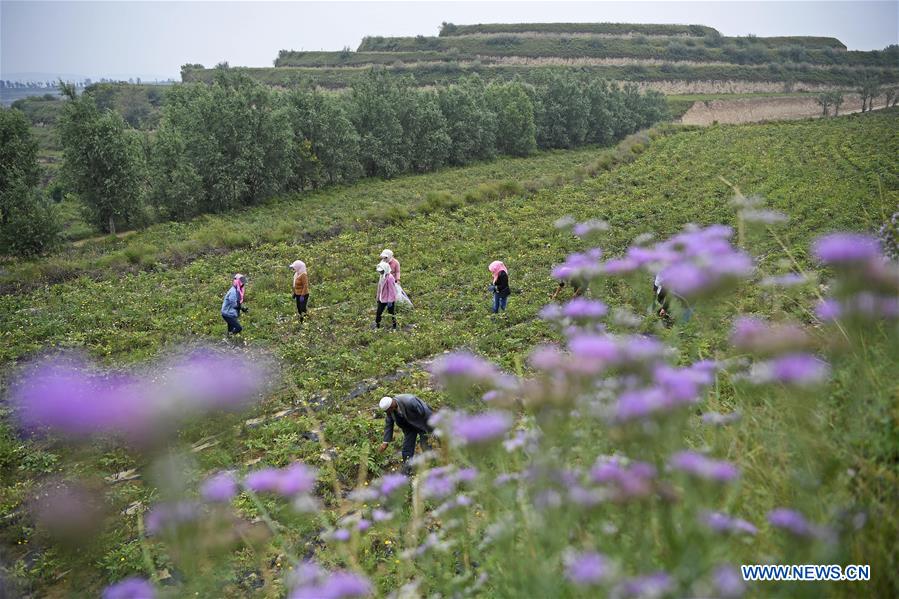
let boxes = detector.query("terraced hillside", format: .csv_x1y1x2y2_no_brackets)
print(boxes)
1,110,897,596
183,21,899,93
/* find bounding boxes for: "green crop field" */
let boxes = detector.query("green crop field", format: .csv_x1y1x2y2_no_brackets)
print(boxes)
1,110,897,596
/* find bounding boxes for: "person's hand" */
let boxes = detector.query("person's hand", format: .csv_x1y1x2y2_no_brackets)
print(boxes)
378,442,388,453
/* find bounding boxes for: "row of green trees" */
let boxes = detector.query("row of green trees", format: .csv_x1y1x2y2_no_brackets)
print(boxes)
0,109,61,256
3,70,666,253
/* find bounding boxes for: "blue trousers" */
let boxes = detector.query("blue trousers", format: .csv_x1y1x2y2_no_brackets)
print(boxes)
222,314,242,334
401,428,431,461
492,293,508,313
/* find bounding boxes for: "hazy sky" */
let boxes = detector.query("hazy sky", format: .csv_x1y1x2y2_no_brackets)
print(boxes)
2,1,897,81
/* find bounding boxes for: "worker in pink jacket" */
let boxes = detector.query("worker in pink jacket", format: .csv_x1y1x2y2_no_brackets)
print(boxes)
380,248,401,282
374,261,398,330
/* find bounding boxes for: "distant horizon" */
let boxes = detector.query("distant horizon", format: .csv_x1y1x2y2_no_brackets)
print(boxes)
2,2,897,82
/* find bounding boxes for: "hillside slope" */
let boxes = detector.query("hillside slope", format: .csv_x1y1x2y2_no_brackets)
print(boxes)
1,110,896,595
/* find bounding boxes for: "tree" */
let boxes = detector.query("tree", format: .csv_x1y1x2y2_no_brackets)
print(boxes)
815,93,832,116
348,71,409,178
285,88,362,188
151,71,293,217
486,81,537,156
58,84,145,234
532,72,590,149
437,75,497,165
830,92,844,116
0,107,59,255
883,88,896,109
400,89,450,173
856,74,880,112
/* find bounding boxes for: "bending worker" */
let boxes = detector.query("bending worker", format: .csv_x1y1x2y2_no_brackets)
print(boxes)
378,394,434,473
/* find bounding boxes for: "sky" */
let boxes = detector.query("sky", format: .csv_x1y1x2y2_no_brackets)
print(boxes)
2,1,897,82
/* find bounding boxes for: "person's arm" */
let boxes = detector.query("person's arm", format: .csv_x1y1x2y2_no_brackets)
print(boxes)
381,412,395,446
394,259,400,282
223,288,237,313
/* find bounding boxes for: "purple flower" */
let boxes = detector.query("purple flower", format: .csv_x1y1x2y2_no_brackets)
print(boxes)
813,233,882,265
372,508,393,522
752,353,829,387
565,551,610,586
730,317,810,355
561,298,609,320
357,519,371,532
768,508,815,537
653,362,713,401
612,572,673,598
815,298,842,321
278,463,317,495
102,577,155,599
590,458,656,500
567,334,620,373
601,257,640,274
10,355,151,439
244,463,317,497
289,569,372,599
244,468,281,493
553,249,604,280
614,387,671,422
669,451,740,483
332,528,351,542
700,511,757,535
431,352,499,387
712,565,747,598
201,471,238,503
376,473,408,498
421,467,477,500
161,349,269,413
451,411,512,445
145,501,201,536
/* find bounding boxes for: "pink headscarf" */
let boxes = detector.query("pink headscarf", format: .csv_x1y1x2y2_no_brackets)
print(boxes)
233,274,246,303
488,261,508,283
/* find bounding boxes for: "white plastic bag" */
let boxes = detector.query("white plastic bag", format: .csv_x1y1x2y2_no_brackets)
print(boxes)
395,283,413,308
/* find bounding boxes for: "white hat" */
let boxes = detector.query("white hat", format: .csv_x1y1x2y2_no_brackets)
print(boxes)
379,396,393,410
380,249,393,259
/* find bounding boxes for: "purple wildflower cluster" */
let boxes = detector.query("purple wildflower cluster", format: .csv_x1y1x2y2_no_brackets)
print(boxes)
812,232,899,322
145,501,202,536
669,451,740,483
442,411,512,446
421,466,478,500
430,351,501,389
589,457,657,501
587,224,754,298
102,577,156,599
700,510,758,536
767,507,830,540
565,551,610,585
730,316,812,356
288,561,372,599
10,348,269,442
244,462,317,497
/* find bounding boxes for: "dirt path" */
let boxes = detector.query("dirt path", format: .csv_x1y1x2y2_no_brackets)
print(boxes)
680,94,893,126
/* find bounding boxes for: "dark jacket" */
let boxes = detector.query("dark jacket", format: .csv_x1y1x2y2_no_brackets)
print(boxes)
494,270,511,298
383,394,433,442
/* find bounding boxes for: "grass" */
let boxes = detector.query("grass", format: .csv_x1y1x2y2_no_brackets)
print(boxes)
0,110,897,595
0,144,635,294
